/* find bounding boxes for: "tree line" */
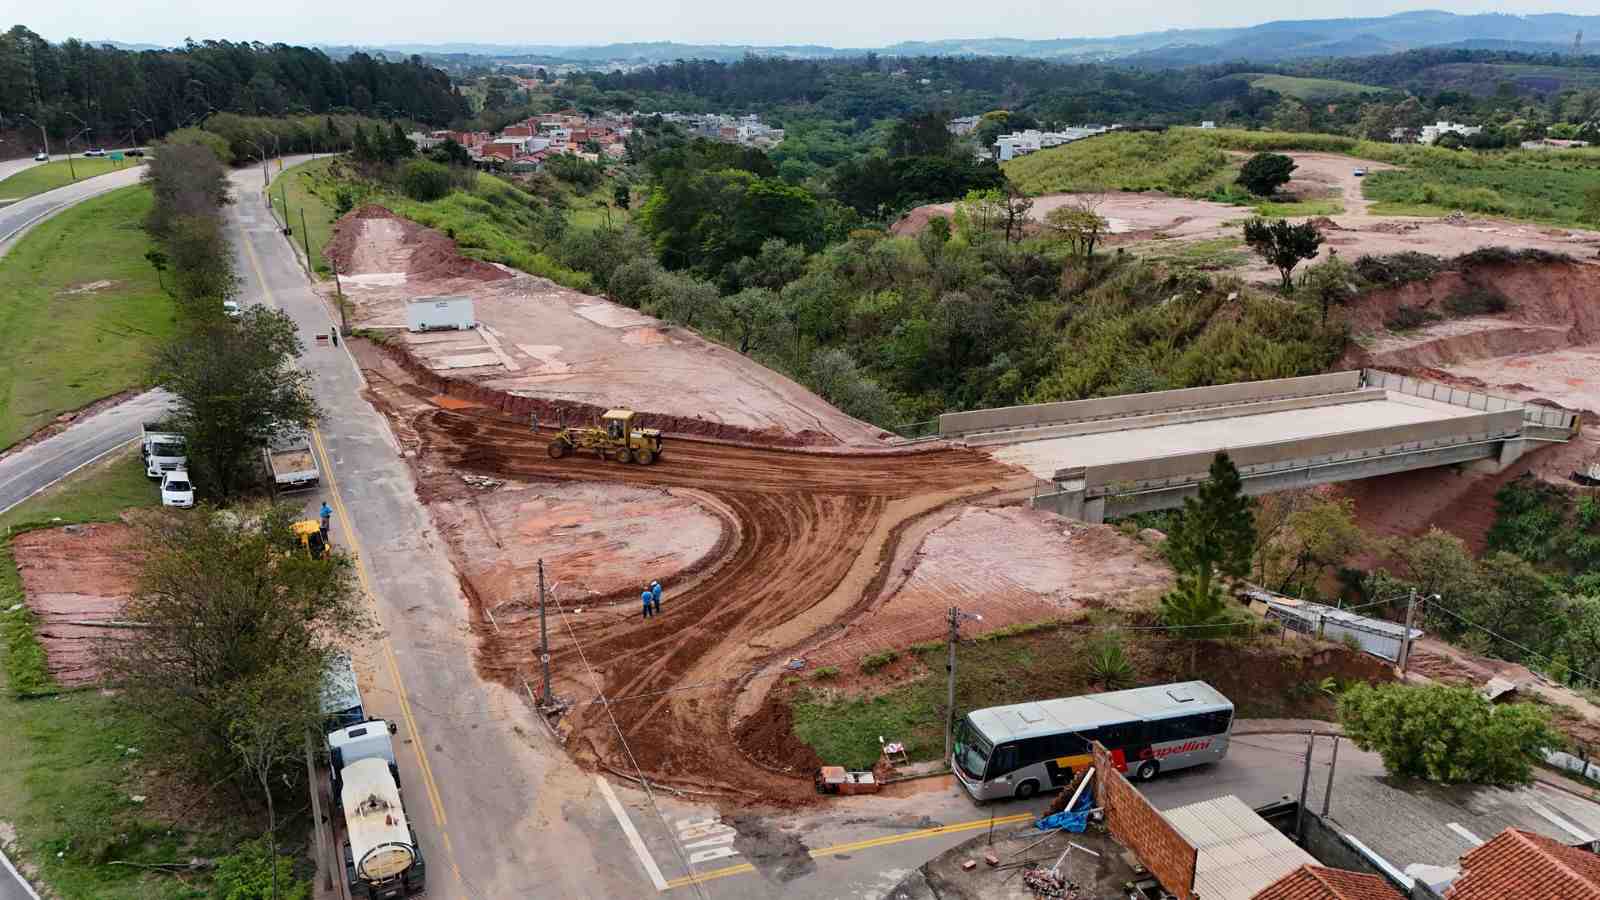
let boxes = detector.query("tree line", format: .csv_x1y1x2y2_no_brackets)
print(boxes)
0,24,467,152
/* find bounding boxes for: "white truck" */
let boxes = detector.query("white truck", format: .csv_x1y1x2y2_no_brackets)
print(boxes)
263,427,320,493
405,295,475,333
141,422,187,479
327,719,426,900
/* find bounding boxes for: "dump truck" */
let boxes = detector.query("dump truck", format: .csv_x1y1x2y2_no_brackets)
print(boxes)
546,409,663,465
264,427,320,492
141,422,187,479
327,719,426,899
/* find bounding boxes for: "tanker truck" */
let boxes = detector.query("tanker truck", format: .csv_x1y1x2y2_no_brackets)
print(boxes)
327,719,426,899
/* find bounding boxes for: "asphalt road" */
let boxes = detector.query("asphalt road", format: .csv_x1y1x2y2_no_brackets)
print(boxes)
0,389,174,516
0,158,147,250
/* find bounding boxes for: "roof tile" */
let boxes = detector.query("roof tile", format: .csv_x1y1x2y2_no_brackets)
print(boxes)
1447,828,1600,900
1252,864,1405,900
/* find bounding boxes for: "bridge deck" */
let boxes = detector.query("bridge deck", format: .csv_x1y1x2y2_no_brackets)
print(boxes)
988,392,1477,482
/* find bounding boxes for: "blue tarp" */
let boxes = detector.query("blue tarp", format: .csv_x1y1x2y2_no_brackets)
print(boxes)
1035,786,1093,833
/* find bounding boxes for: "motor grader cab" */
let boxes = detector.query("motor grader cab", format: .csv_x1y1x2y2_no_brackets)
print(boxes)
546,409,663,465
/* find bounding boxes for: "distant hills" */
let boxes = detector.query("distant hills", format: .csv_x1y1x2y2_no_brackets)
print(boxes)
317,11,1599,66
80,11,1600,68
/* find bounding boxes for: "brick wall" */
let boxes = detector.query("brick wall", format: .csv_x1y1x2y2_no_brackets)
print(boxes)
1092,741,1197,900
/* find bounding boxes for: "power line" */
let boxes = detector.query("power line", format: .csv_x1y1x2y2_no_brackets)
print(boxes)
546,585,710,900
1425,597,1600,692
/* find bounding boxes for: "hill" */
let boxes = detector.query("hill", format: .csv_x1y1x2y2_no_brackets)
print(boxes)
1243,73,1390,101
335,11,1600,66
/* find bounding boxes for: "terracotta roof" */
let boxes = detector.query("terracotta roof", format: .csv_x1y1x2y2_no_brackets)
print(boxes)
1253,865,1405,900
1447,828,1600,900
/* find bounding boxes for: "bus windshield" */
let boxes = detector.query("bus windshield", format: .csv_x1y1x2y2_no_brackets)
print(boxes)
953,717,992,780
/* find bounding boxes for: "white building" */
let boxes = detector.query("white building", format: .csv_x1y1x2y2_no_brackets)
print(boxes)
994,125,1116,161
1199,120,1217,129
947,115,982,135
408,131,445,150
1418,121,1482,144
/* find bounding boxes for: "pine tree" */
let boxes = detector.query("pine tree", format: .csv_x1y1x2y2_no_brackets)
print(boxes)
1159,452,1256,638
324,116,340,151
351,123,372,162
387,122,415,161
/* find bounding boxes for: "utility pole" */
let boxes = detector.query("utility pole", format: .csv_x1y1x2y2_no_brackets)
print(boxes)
1321,735,1340,817
538,559,551,706
331,256,348,334
300,207,312,263
945,606,960,766
1398,588,1419,677
1296,731,1316,840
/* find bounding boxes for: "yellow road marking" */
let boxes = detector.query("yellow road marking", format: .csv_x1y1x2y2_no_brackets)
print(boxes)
662,812,1035,889
240,214,465,887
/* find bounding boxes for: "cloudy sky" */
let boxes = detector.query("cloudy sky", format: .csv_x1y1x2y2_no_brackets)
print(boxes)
25,0,1597,47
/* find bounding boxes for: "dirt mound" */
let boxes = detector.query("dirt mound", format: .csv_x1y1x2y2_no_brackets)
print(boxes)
1345,258,1600,338
1306,216,1344,232
733,695,824,775
327,204,511,283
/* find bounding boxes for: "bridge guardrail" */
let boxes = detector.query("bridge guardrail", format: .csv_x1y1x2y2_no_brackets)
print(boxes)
1361,368,1579,433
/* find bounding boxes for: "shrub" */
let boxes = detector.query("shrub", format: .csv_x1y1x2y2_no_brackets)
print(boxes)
1338,683,1562,784
212,838,311,900
400,159,454,202
1351,252,1446,287
1083,634,1135,689
1384,305,1442,331
812,666,840,680
1443,285,1510,317
861,650,899,673
1236,153,1297,197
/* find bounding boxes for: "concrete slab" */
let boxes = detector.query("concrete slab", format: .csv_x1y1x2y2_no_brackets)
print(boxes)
431,352,503,370
990,393,1477,482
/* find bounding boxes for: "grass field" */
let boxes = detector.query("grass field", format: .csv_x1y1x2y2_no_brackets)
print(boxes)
1245,74,1387,102
0,158,141,202
0,448,231,899
269,157,337,277
1361,145,1600,226
0,185,175,450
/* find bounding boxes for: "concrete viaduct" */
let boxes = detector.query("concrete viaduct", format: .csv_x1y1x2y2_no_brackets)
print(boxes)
938,370,1581,523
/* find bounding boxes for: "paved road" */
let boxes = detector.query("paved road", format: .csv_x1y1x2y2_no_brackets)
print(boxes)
0,389,173,516
0,160,147,250
226,163,654,898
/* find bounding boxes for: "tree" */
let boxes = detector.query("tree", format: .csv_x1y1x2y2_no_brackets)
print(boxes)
1043,196,1109,259
1297,253,1359,325
102,505,367,779
427,138,471,166
1244,217,1324,292
144,248,169,293
1001,186,1034,243
400,158,451,201
229,664,321,900
1338,683,1561,784
1236,152,1297,197
1261,495,1369,600
717,287,783,354
151,306,319,498
887,111,956,158
385,122,415,162
613,181,631,210
351,123,373,162
1160,452,1256,638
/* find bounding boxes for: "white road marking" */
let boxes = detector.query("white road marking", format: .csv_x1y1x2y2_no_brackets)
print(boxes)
1527,799,1596,843
0,846,42,900
596,775,668,891
1446,822,1483,846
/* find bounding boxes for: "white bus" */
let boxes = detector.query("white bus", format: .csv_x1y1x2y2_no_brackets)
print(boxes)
952,681,1234,802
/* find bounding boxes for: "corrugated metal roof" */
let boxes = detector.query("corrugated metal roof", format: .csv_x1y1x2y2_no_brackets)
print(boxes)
969,681,1233,742
1166,795,1317,900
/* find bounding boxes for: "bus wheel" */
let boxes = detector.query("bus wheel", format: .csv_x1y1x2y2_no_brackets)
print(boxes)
1135,761,1160,781
1015,779,1039,800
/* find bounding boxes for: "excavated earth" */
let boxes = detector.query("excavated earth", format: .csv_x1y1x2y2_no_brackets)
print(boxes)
358,344,1034,803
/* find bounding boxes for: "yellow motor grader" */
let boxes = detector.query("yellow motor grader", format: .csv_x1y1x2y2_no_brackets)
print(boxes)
546,409,663,465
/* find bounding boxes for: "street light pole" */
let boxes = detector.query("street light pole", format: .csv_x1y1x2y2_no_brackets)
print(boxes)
242,138,269,189
17,113,48,158
943,606,983,766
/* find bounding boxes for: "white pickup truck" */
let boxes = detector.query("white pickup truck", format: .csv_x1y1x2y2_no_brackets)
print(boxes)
263,427,320,493
141,422,187,479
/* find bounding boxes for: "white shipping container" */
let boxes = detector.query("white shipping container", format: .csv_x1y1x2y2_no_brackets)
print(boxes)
406,296,476,333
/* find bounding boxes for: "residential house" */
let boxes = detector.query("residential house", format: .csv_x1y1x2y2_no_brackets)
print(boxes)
1418,121,1481,144
994,124,1115,161
502,124,535,138
1200,120,1217,129
1521,138,1591,150
1445,828,1600,899
947,114,982,135
1253,865,1405,900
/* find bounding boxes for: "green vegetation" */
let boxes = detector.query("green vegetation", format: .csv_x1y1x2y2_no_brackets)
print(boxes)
1160,453,1257,637
1130,237,1250,271
1236,152,1297,196
1362,146,1600,226
1003,130,1233,195
0,446,241,897
0,157,138,202
860,650,899,672
0,185,176,450
1244,74,1385,102
269,157,337,276
1339,683,1561,785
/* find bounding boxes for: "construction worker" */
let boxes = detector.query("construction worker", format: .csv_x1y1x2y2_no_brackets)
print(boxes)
650,580,662,616
641,588,654,619
530,412,539,433
319,501,333,538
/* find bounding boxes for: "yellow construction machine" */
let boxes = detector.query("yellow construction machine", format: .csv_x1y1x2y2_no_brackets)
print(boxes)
547,409,663,465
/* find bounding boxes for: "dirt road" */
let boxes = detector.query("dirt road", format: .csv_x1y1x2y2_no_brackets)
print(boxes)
366,365,1030,802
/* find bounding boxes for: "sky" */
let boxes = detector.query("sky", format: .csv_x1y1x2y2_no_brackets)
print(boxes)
23,0,1599,48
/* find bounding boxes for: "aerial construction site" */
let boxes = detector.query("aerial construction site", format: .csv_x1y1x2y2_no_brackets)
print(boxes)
320,199,1598,807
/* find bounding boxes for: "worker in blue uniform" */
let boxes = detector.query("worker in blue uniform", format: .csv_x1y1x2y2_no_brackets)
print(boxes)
650,580,662,616
642,588,654,619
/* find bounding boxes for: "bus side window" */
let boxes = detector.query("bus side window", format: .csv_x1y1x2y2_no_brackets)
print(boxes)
1054,732,1089,757
991,744,1019,777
